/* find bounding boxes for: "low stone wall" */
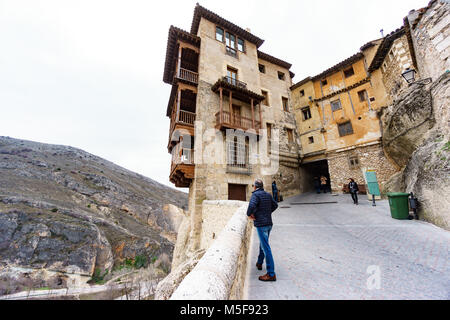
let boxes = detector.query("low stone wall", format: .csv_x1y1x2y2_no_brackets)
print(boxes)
170,202,251,300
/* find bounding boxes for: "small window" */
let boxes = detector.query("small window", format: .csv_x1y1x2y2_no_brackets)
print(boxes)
344,66,355,78
238,38,245,52
389,50,394,60
278,72,285,81
216,27,224,42
321,79,328,86
308,136,314,144
357,90,367,102
227,67,238,86
300,90,305,97
302,107,312,120
261,90,269,106
282,97,289,112
267,123,272,140
259,64,266,73
349,156,360,169
338,121,354,137
287,128,294,143
331,99,342,112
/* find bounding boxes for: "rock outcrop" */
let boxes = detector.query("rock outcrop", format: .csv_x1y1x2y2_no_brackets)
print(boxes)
381,72,449,230
0,137,188,295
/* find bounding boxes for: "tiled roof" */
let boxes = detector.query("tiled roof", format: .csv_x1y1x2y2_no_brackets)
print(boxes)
367,27,405,73
257,50,292,70
190,3,264,48
311,52,364,81
290,77,312,90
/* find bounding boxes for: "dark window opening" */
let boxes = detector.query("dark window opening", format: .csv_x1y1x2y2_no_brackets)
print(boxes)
344,67,355,78
300,90,305,97
331,99,342,112
338,121,354,137
349,156,360,169
302,107,312,120
259,64,266,73
278,72,285,81
282,97,289,112
321,79,328,86
357,90,367,102
308,136,314,144
261,90,269,106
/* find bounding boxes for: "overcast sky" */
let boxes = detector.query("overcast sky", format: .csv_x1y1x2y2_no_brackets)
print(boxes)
0,0,428,190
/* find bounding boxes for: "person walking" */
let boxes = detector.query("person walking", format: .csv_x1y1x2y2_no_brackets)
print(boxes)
320,175,328,193
313,177,321,194
272,181,279,202
247,179,278,282
348,178,359,205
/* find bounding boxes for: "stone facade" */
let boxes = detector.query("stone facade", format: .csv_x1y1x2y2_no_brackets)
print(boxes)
327,143,399,194
164,4,302,272
380,35,415,102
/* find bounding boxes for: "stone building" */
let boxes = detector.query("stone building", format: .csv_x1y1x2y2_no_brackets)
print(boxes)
291,43,399,194
163,4,301,267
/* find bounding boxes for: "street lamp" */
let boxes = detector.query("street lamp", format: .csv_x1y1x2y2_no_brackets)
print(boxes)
401,68,416,84
401,68,432,86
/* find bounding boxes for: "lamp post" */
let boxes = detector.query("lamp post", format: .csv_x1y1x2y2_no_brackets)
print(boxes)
401,68,432,86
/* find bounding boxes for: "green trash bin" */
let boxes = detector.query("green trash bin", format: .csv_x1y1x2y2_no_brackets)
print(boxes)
387,193,410,220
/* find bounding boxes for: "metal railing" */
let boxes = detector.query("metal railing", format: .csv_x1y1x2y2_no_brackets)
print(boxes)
223,76,247,89
226,163,252,175
225,46,237,58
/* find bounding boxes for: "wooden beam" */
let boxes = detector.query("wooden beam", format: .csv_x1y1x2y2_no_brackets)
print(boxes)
219,87,223,123
251,98,255,129
176,88,181,122
259,102,262,130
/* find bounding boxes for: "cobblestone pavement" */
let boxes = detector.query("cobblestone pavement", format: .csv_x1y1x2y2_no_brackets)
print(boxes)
244,193,450,300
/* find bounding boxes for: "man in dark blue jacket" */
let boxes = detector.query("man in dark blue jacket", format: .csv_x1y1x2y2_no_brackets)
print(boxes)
247,179,278,282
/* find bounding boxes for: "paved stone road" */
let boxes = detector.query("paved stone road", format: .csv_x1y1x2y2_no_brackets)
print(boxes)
244,193,450,300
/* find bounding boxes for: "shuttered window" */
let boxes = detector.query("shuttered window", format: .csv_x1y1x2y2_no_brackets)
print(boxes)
338,121,354,137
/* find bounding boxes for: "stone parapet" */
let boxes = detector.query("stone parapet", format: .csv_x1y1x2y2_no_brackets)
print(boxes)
170,202,251,300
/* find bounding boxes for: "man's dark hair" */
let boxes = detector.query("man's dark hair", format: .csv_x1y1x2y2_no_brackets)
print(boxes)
254,179,264,189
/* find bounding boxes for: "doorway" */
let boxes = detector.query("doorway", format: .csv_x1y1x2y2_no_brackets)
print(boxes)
228,184,247,201
300,159,331,193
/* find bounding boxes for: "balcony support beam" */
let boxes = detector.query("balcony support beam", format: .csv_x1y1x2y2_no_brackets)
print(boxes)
251,98,255,129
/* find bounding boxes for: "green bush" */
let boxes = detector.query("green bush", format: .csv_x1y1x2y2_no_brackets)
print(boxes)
134,255,147,269
51,208,58,213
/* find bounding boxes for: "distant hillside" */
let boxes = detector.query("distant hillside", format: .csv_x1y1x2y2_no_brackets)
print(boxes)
0,136,188,295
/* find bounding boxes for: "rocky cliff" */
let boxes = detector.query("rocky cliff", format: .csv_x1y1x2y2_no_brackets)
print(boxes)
0,137,188,295
381,72,450,230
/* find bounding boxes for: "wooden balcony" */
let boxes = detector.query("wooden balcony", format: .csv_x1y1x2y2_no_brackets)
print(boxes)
176,68,199,85
170,145,195,188
222,76,247,89
215,111,261,133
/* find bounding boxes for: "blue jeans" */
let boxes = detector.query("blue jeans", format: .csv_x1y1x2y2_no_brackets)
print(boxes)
273,191,278,202
256,225,275,277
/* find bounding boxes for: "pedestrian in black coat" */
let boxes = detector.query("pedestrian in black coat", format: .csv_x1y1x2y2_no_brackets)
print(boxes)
348,178,359,205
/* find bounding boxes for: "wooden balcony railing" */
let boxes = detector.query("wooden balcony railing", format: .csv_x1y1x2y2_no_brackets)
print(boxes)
215,111,261,132
177,68,199,84
223,76,247,89
171,145,194,173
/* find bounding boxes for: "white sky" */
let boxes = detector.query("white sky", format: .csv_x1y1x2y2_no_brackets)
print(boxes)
0,0,428,190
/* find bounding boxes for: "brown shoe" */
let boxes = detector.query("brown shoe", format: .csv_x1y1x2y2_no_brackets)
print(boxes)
256,263,263,271
258,274,277,282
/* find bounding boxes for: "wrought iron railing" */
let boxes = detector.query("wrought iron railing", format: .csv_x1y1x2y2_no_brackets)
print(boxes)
223,76,247,89
226,163,252,175
225,46,237,58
